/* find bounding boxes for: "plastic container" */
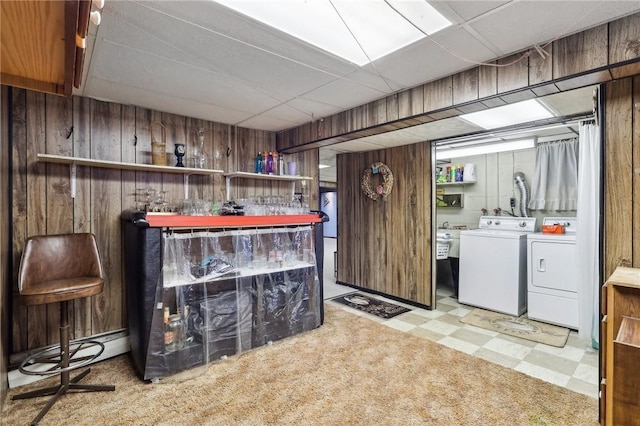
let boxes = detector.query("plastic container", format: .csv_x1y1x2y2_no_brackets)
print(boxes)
463,163,477,182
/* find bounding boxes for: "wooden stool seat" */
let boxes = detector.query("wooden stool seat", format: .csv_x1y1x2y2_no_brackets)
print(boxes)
12,233,115,425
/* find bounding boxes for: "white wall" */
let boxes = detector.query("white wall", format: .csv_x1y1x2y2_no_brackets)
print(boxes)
436,148,576,230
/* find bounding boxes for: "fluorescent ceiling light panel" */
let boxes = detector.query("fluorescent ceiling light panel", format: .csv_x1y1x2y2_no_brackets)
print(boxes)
436,139,535,160
318,164,331,169
460,99,555,130
214,0,451,66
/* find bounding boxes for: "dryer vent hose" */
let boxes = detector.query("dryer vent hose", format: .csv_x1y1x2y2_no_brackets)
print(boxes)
514,172,530,217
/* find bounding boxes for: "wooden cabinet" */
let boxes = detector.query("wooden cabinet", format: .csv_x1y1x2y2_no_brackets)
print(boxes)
602,267,640,426
0,1,88,96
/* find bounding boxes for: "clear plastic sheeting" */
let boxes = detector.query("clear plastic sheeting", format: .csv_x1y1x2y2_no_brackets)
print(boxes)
143,226,321,381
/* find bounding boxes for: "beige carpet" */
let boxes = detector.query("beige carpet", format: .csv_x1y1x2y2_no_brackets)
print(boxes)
2,303,597,425
460,308,570,348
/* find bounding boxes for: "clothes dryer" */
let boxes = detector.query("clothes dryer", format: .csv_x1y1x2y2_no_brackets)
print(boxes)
527,217,578,329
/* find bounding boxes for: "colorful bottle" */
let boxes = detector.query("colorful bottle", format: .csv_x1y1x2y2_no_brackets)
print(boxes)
272,152,278,175
455,164,463,182
278,153,285,176
266,151,274,174
449,165,456,182
255,152,263,173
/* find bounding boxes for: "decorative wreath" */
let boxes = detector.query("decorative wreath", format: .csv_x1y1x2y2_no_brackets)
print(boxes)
361,162,394,201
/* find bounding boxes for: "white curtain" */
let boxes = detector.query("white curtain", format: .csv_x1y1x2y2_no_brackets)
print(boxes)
528,138,579,210
576,123,600,348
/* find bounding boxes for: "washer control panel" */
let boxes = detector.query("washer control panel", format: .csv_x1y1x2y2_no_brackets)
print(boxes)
477,216,536,232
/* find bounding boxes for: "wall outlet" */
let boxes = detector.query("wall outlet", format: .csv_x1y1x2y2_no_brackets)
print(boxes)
510,197,516,208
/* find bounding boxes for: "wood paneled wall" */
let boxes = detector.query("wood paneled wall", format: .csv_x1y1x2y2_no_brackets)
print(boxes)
1,86,10,409
5,88,318,355
337,143,431,305
604,76,640,277
279,12,640,307
277,13,640,151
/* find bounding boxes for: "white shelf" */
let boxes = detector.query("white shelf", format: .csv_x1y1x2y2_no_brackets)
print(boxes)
37,154,224,199
224,171,313,181
163,262,315,288
436,181,475,186
37,154,224,175
224,171,313,200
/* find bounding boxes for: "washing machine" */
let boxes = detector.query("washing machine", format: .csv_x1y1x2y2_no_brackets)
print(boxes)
527,217,578,329
458,216,536,316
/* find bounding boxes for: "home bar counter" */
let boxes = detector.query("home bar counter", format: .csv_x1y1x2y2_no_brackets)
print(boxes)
121,210,328,381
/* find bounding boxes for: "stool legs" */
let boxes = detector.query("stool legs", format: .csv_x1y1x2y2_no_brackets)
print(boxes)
12,301,115,425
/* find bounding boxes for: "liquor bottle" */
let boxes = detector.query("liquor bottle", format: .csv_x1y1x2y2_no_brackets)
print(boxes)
266,152,274,174
255,152,263,174
278,153,285,176
163,306,172,349
272,152,279,175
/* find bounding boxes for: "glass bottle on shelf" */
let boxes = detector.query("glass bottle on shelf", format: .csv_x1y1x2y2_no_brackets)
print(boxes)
192,128,207,169
255,152,263,173
163,306,172,349
265,151,273,174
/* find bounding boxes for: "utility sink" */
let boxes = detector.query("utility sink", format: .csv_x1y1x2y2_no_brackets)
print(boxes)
436,229,460,258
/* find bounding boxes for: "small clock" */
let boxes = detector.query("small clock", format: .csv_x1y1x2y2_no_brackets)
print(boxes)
174,143,185,167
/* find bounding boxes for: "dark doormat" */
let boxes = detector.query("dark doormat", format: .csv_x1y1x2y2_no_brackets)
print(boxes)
331,292,411,319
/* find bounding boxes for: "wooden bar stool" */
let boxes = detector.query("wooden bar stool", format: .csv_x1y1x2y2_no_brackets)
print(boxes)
13,233,115,425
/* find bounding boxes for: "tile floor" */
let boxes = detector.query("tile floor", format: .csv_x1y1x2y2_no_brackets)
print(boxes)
322,239,599,399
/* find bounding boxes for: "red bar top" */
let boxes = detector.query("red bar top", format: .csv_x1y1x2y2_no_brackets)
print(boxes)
145,213,322,228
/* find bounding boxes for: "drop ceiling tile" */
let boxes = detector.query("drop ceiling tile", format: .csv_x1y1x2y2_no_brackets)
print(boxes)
86,77,254,126
286,98,345,119
354,128,424,147
142,0,359,76
456,101,487,114
328,140,386,152
100,1,345,99
539,86,595,116
368,26,497,88
433,1,511,22
554,71,612,92
531,84,561,97
87,40,283,115
341,68,404,94
303,79,388,110
467,1,640,56
235,114,301,132
409,117,483,142
238,103,314,131
499,89,537,104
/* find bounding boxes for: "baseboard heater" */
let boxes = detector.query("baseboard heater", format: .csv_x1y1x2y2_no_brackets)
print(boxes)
8,330,130,389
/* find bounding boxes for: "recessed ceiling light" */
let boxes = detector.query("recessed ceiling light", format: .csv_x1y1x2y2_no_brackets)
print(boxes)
213,0,451,66
319,164,331,169
460,99,555,130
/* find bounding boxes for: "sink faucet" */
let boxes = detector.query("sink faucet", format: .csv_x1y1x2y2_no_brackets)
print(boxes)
441,221,449,229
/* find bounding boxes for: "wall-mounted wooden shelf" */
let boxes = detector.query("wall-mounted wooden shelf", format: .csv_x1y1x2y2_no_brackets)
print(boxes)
224,171,313,181
224,171,313,200
37,154,224,199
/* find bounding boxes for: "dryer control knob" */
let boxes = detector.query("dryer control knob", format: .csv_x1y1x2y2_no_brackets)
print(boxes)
486,220,492,225
494,220,501,225
519,221,527,227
